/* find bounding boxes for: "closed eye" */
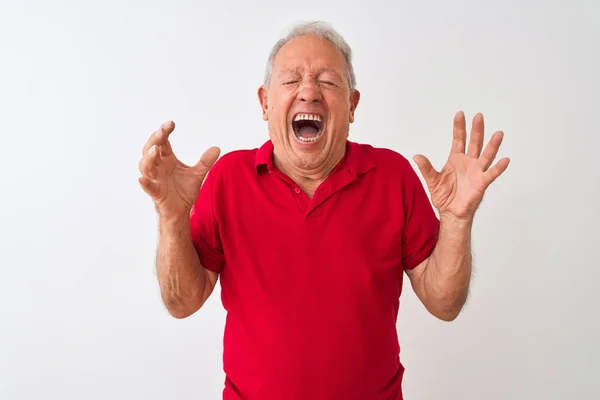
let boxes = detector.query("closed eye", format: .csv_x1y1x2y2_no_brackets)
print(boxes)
283,81,298,85
320,80,337,86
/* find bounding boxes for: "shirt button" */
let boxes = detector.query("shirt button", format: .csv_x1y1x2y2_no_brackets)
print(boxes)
294,188,301,194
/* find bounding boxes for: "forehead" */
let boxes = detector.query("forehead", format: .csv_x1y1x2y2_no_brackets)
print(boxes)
272,35,347,75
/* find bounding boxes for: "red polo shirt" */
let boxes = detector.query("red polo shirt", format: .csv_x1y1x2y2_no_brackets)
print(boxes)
190,140,440,400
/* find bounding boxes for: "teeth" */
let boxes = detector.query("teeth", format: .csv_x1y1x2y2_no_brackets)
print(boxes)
294,113,322,122
297,135,320,143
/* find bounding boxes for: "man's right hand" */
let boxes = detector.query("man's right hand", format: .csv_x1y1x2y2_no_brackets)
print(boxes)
138,121,221,221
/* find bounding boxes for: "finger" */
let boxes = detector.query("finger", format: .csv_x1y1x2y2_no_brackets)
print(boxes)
450,111,467,155
138,175,160,199
467,113,485,158
157,124,175,157
139,148,160,179
413,154,440,190
142,121,176,157
193,147,221,179
478,130,504,170
483,157,510,186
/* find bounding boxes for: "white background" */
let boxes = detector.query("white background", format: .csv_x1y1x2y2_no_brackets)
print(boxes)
1,0,598,399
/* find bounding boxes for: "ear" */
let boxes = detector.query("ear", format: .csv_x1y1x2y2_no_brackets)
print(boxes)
258,86,269,121
349,89,360,123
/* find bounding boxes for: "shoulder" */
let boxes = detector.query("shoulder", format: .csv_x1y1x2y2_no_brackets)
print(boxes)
205,147,259,180
350,141,427,199
215,147,258,168
351,141,416,176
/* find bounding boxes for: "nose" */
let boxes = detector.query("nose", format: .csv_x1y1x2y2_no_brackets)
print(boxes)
298,81,323,103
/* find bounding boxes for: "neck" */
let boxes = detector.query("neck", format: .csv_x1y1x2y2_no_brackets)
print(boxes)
273,146,346,198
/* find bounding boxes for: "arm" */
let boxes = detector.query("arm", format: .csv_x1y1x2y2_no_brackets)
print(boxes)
137,120,222,319
157,217,218,319
406,214,472,321
408,111,510,321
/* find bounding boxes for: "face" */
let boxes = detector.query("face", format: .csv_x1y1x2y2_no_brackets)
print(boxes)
258,34,360,174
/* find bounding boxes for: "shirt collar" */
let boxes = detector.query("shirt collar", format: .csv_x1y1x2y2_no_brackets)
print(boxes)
254,140,375,176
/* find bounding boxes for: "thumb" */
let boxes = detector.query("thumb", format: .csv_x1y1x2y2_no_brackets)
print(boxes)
412,154,439,188
193,146,221,179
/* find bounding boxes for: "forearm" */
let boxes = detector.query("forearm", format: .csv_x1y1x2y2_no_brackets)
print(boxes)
421,214,473,320
156,217,208,318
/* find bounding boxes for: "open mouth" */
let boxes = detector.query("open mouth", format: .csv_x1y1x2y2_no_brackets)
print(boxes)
292,113,324,143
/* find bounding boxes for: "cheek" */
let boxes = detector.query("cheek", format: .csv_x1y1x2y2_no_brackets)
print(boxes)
326,98,351,123
267,93,295,138
270,91,294,114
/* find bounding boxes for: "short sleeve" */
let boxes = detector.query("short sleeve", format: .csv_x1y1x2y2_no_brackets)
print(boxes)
189,169,225,273
401,163,440,270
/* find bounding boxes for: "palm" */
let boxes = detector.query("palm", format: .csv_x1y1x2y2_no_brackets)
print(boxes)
138,121,220,219
156,156,204,213
414,112,510,220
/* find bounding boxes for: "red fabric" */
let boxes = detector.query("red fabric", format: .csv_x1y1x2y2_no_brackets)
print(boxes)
190,140,440,400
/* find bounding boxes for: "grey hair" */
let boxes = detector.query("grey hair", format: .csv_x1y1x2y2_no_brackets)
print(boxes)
263,21,357,90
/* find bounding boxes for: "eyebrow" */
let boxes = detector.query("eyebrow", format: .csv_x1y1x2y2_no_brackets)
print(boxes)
315,68,344,79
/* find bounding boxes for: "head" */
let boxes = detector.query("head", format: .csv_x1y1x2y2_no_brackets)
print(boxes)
258,21,360,177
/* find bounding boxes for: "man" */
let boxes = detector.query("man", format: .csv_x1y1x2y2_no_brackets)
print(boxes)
138,21,509,400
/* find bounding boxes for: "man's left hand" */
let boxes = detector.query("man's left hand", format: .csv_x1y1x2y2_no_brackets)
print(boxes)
413,111,510,221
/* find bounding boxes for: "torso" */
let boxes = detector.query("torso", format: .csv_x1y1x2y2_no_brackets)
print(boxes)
191,140,440,400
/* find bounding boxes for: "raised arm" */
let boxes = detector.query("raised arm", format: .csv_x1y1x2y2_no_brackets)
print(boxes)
407,111,510,321
138,121,221,318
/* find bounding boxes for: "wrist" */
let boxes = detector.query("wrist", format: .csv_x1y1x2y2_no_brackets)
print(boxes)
439,212,474,231
158,213,191,234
